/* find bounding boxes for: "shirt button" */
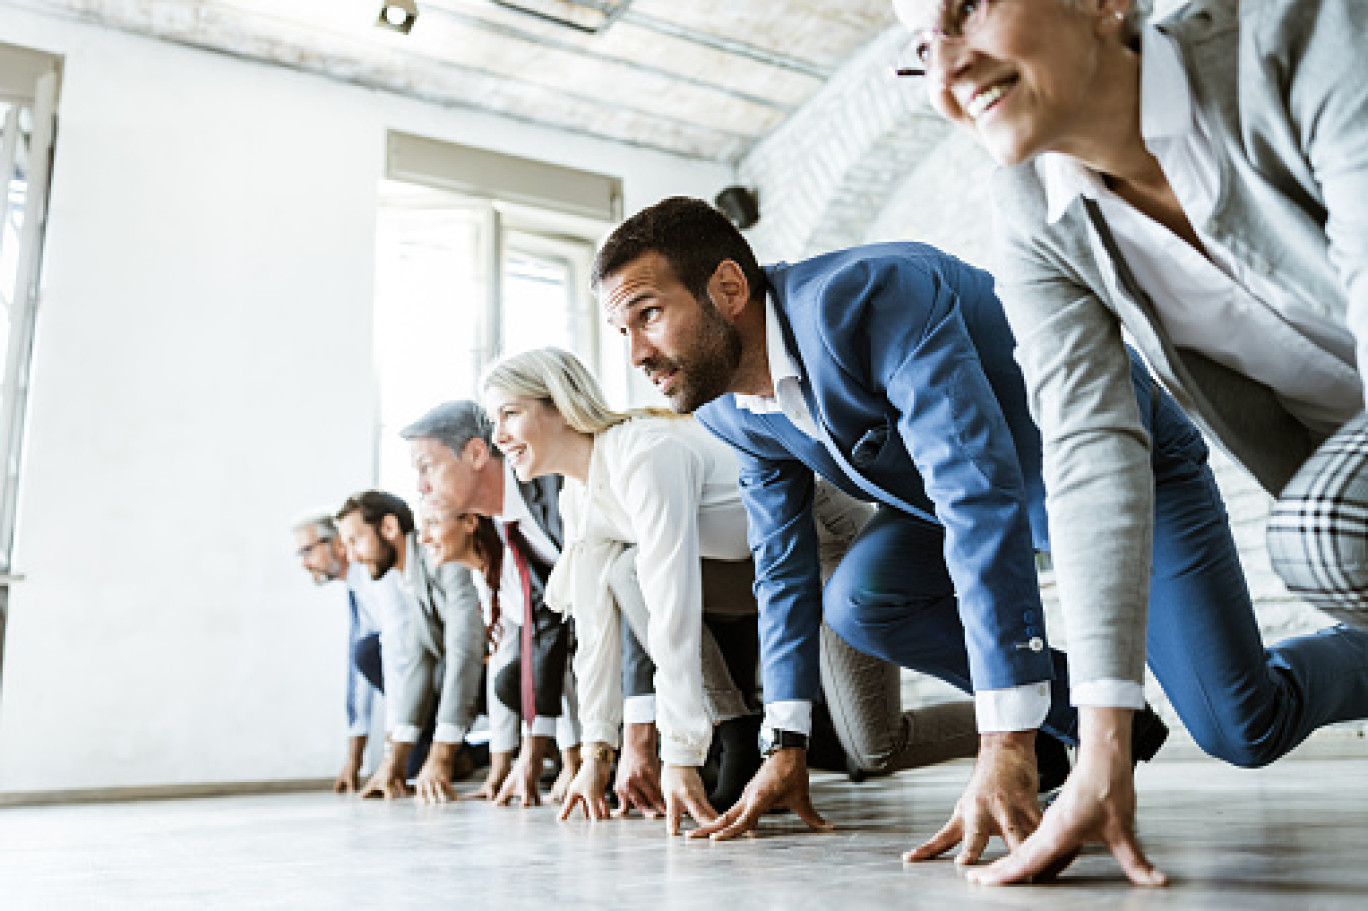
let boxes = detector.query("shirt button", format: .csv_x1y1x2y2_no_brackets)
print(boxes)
1028,637,1045,652
1023,610,1036,623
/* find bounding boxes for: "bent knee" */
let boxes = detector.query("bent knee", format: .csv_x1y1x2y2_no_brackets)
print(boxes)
1188,723,1284,770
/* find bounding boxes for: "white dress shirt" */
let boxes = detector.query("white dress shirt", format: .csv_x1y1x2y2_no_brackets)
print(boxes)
734,294,1050,734
370,540,422,739
1038,26,1362,708
547,417,750,766
343,562,383,738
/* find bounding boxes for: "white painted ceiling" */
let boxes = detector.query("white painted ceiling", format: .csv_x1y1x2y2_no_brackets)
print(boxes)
10,0,900,162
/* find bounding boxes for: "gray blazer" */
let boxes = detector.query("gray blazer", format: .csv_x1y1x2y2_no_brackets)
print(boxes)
395,532,486,740
990,0,1368,686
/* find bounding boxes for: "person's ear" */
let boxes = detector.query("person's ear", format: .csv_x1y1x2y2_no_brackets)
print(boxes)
464,437,491,470
708,259,752,321
379,513,401,543
1096,0,1130,35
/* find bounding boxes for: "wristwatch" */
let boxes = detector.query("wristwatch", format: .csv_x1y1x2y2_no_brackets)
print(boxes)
759,727,810,756
586,742,615,764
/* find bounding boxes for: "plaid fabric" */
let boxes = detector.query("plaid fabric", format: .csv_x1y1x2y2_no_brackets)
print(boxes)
1268,412,1368,624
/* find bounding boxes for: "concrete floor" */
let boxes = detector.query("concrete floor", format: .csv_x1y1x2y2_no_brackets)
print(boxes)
1,754,1366,910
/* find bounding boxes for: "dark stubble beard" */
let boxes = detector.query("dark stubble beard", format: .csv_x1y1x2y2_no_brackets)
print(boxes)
646,293,744,414
366,535,399,581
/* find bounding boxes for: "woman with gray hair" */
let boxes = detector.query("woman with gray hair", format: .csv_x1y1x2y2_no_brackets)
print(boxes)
481,347,984,834
893,0,1368,886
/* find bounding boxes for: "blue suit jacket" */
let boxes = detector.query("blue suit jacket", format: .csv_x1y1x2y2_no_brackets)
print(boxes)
695,243,1055,704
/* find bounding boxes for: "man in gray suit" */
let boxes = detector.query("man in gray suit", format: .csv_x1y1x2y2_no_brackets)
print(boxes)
403,402,595,808
336,490,485,803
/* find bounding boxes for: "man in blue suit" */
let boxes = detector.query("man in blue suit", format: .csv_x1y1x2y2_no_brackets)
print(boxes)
594,196,1101,861
596,195,1368,871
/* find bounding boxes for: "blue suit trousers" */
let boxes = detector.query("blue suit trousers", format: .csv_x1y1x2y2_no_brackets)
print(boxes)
824,380,1368,764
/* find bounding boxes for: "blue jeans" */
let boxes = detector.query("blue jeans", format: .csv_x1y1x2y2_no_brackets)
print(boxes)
1143,387,1368,767
824,375,1368,766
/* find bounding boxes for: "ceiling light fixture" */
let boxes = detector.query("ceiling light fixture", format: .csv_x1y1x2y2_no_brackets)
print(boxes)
490,0,632,35
377,0,419,34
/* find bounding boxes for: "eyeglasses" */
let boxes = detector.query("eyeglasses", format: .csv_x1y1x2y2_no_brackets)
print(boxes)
894,0,995,78
296,538,332,559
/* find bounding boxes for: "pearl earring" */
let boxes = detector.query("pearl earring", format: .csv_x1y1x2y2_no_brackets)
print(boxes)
1114,10,1124,20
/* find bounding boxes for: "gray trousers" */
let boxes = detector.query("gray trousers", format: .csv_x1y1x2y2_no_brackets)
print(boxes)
605,553,755,724
605,481,979,774
813,481,979,774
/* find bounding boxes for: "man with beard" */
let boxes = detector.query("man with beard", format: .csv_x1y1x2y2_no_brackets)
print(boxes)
335,490,485,802
594,197,1174,860
292,513,389,793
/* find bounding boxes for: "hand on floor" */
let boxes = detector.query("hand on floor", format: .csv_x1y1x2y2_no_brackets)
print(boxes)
662,765,717,836
966,708,1167,887
359,754,412,800
614,723,665,819
690,748,831,841
473,751,515,800
558,757,614,821
494,754,542,808
904,730,1040,866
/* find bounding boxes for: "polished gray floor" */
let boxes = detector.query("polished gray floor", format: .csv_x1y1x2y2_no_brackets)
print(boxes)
1,753,1366,910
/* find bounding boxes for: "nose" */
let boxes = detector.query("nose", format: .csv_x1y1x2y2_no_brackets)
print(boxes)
626,329,654,368
931,34,973,86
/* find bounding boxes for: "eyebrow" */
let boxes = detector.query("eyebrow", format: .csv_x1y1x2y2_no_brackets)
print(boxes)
606,292,656,325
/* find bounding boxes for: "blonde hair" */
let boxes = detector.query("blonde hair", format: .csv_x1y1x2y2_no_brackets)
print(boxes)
481,347,674,435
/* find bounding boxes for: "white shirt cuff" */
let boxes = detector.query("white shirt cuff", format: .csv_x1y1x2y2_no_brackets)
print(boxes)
623,695,656,725
390,723,421,744
762,700,813,737
347,720,371,739
434,723,468,745
583,722,621,750
526,716,559,739
1071,678,1147,710
660,742,709,768
974,682,1050,733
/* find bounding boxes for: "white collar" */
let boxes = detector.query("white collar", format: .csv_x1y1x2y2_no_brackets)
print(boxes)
733,292,803,411
499,459,533,525
1041,25,1193,224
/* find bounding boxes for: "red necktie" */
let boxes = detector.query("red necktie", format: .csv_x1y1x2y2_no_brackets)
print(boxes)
505,521,537,727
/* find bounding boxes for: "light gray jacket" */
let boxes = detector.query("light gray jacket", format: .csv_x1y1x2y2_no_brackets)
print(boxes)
395,533,485,741
991,0,1368,687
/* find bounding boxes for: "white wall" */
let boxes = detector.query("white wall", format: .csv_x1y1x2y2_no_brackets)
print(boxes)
0,7,730,792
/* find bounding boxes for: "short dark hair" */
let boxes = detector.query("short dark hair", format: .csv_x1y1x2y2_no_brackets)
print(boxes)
592,196,766,304
335,490,414,537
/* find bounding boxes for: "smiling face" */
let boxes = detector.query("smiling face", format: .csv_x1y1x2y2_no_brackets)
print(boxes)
418,502,482,570
899,0,1125,166
485,391,572,482
601,251,743,414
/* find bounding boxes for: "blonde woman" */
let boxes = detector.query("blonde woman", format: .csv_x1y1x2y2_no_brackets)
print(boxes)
482,347,983,834
483,347,762,832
